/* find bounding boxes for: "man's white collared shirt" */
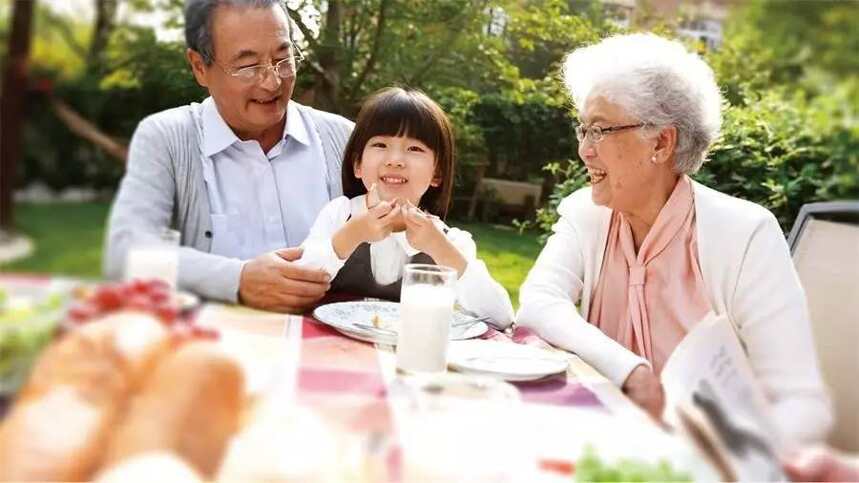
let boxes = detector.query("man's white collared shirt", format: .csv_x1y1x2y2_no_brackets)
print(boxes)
201,97,330,260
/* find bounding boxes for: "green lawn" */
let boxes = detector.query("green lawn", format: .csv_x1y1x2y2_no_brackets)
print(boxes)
448,222,543,307
2,203,110,278
1,203,543,307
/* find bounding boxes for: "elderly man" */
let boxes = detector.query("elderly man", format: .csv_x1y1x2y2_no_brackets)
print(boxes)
104,0,353,312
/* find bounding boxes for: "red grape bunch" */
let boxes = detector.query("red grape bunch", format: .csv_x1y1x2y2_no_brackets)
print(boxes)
67,279,217,340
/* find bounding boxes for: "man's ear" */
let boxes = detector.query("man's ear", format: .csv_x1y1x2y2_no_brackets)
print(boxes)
653,125,677,166
186,48,210,88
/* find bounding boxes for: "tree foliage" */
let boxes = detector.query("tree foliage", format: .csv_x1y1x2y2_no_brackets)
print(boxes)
531,0,858,236
4,0,856,233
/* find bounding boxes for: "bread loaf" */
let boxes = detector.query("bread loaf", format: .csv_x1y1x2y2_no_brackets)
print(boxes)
0,312,170,481
103,341,244,478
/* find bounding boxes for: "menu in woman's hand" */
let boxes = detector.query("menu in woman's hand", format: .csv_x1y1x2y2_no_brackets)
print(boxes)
661,311,787,481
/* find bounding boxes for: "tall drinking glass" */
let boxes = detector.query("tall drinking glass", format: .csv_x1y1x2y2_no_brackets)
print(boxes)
396,264,457,373
124,227,181,288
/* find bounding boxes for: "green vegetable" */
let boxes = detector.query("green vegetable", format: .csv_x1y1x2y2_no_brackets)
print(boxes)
575,445,692,482
0,292,66,395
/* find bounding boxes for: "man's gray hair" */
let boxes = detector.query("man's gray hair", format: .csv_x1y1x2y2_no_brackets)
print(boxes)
185,0,289,65
562,33,723,174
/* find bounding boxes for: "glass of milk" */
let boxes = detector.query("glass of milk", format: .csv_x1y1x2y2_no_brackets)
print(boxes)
396,264,457,373
124,227,181,288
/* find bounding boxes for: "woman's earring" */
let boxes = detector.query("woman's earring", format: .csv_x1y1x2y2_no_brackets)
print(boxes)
650,155,657,164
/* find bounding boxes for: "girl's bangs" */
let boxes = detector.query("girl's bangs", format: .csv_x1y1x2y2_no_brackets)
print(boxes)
362,95,443,151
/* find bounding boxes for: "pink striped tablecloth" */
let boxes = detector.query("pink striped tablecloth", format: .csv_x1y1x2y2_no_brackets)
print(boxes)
298,313,603,410
296,311,608,480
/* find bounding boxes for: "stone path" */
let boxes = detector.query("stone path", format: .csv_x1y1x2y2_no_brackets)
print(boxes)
0,230,33,265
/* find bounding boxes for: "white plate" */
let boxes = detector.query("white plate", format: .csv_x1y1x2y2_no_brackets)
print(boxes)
391,372,522,404
312,301,489,345
447,340,569,381
175,291,201,311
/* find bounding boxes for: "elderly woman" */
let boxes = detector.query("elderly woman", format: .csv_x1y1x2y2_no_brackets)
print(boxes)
517,33,831,445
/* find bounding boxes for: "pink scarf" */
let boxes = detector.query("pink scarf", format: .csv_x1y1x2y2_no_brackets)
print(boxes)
589,176,711,374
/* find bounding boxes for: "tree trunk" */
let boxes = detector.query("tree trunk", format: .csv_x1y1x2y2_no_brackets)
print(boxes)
467,162,489,221
87,0,118,72
0,0,35,231
315,0,341,113
345,0,390,104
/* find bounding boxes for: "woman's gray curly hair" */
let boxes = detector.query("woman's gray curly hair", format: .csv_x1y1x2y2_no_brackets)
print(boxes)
562,33,723,174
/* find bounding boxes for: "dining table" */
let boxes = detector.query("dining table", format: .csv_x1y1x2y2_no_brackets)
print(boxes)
0,275,710,481
199,297,710,480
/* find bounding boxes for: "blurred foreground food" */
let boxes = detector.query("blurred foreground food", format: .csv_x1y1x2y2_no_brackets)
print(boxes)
0,279,239,481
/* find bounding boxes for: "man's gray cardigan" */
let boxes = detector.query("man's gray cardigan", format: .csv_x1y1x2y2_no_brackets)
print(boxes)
103,101,354,302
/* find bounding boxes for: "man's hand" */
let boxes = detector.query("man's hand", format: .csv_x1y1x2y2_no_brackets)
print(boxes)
238,247,331,313
622,364,665,420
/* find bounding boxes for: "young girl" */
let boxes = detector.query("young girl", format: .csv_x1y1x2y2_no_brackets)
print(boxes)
298,87,514,328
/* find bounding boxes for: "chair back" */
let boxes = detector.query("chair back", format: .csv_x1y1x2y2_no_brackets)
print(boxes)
789,202,859,452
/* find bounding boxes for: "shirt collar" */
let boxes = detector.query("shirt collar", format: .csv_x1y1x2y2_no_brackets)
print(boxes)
201,97,240,157
202,98,309,156
284,101,310,146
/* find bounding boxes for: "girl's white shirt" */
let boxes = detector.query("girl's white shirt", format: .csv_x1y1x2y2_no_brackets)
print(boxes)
298,195,515,328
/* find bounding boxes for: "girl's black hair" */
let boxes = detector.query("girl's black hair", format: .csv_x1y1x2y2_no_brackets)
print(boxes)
341,87,455,219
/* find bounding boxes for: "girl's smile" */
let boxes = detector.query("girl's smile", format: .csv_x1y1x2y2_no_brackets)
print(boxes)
355,135,439,206
379,174,408,185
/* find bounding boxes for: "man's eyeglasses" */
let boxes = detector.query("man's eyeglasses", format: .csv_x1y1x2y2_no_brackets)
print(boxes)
575,122,645,144
218,45,306,83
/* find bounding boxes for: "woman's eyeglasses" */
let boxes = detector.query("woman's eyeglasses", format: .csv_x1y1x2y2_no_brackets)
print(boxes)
575,122,645,144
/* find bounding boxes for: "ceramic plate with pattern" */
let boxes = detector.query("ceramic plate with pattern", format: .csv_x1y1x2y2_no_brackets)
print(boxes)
447,339,569,381
312,301,489,345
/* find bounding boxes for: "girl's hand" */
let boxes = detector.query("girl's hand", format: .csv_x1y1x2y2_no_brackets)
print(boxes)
357,200,402,243
403,203,466,275
403,202,447,254
332,201,401,259
367,183,405,231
